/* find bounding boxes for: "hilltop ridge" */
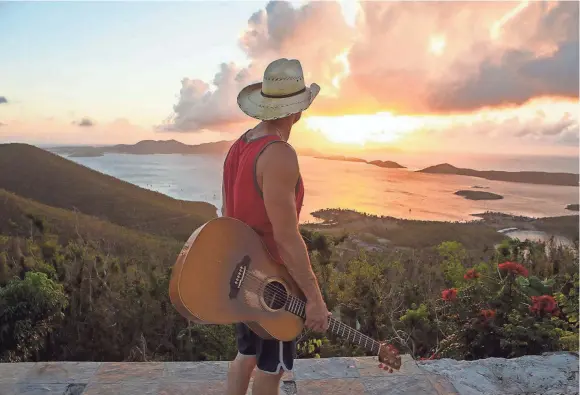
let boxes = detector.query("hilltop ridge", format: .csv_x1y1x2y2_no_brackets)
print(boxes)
419,163,579,186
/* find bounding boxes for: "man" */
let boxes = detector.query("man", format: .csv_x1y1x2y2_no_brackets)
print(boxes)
222,58,330,395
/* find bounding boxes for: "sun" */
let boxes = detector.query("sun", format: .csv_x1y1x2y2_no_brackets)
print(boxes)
304,113,424,146
429,35,446,56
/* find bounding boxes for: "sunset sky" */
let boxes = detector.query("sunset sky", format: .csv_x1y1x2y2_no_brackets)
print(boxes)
0,0,578,156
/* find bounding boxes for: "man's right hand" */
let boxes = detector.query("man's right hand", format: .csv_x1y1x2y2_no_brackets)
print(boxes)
305,298,331,333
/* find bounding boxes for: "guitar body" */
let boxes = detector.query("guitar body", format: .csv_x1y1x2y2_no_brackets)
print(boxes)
169,217,305,341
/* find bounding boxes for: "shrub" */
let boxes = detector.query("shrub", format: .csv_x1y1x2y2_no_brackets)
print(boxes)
0,272,68,361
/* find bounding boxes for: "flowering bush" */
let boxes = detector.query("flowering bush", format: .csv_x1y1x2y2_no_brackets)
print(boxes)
400,258,579,360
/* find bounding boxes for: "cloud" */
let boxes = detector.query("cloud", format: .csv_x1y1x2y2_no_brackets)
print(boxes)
429,2,579,112
162,0,579,132
0,96,7,104
383,99,580,155
514,111,579,142
159,63,259,133
73,117,95,127
162,1,353,132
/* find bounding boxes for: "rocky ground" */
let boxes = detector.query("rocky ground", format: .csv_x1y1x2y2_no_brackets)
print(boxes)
0,353,577,394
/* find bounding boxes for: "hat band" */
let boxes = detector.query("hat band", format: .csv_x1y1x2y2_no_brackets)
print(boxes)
260,87,306,99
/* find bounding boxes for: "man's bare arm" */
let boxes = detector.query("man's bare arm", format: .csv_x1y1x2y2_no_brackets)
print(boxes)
259,143,325,305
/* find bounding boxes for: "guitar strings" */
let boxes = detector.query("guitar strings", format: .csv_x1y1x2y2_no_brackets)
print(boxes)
236,271,382,353
241,273,382,354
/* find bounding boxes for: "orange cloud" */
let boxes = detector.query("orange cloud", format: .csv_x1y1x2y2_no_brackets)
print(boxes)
162,0,578,141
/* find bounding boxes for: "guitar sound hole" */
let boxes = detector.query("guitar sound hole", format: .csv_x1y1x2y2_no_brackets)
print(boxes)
263,281,287,310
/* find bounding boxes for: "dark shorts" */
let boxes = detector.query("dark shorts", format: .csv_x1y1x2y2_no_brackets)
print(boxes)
235,323,296,374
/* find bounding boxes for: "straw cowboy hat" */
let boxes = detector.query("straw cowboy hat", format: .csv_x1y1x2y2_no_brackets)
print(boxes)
237,58,320,121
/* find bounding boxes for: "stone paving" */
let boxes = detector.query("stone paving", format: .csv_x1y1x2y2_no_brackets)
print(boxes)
0,356,459,395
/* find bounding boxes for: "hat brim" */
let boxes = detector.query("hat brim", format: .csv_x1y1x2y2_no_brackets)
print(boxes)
237,82,320,121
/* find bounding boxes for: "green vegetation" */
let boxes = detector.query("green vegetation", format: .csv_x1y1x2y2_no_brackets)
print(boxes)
0,145,221,361
299,235,578,360
0,147,577,363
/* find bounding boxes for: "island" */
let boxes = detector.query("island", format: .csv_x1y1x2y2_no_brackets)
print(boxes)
368,160,406,169
68,148,104,157
315,155,406,169
454,190,504,200
566,204,579,211
50,139,324,158
418,163,579,187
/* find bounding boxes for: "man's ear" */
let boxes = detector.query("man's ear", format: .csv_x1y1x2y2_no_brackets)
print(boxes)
293,112,302,124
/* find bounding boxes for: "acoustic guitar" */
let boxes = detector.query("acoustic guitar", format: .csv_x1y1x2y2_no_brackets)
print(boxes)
169,217,401,371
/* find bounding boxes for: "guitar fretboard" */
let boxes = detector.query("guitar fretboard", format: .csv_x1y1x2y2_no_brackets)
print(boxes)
285,295,380,354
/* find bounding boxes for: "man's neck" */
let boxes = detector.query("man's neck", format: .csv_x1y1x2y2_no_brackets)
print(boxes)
257,121,291,142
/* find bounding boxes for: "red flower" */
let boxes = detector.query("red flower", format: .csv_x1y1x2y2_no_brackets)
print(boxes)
529,295,558,315
498,261,529,277
464,269,480,280
480,309,496,320
441,288,458,301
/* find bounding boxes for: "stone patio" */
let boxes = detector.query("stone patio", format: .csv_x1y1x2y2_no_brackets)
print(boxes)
0,356,460,395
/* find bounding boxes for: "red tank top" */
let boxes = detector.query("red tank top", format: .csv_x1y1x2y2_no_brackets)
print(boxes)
223,132,305,264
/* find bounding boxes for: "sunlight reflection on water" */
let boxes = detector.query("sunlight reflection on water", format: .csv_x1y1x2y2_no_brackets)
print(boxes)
64,154,579,223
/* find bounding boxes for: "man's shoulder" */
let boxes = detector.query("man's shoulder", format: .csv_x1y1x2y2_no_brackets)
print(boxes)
261,140,298,162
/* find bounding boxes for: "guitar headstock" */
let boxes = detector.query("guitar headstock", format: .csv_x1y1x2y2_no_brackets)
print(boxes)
378,342,401,373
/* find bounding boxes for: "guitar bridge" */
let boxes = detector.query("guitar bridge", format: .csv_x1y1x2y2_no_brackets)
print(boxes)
229,255,250,299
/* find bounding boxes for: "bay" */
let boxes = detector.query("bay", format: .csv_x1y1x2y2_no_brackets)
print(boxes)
62,153,579,223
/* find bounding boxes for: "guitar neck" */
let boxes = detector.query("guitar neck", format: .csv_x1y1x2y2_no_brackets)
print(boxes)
285,295,381,354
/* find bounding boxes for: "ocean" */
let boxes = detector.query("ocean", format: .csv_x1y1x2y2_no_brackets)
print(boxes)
61,152,579,223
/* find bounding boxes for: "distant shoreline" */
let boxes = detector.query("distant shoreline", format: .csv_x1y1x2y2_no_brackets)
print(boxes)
46,141,579,188
314,155,406,169
303,208,578,250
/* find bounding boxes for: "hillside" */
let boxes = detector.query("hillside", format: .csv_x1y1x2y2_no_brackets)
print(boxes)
419,163,579,186
0,189,182,263
0,144,216,240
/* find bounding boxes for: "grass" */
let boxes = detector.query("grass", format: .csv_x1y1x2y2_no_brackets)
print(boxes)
0,144,216,241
